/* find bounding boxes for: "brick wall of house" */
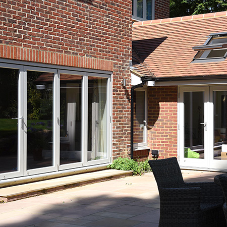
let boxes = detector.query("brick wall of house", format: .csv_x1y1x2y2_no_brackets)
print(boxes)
0,0,132,158
147,86,178,159
155,0,170,19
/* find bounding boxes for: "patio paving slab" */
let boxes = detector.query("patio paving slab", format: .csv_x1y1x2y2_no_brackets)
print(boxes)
0,169,224,227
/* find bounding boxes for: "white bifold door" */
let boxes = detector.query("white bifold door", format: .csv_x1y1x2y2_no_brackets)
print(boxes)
0,63,111,180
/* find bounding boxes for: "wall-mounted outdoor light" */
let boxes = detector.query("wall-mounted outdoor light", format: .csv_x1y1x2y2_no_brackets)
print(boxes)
122,78,126,87
152,150,159,160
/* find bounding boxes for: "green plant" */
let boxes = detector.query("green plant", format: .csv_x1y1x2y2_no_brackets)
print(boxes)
108,157,151,175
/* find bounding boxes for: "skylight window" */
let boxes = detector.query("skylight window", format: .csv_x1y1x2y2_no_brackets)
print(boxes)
192,32,227,63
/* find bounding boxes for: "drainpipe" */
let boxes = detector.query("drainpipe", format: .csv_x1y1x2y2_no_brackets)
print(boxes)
131,82,145,160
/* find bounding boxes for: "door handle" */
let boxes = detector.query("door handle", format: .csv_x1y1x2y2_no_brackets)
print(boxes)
12,117,24,129
200,122,207,131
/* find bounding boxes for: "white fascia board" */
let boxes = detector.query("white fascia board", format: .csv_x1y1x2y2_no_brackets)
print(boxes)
148,80,155,86
131,72,142,85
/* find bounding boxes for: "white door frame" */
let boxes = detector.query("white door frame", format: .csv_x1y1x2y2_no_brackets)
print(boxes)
83,73,111,167
0,63,24,180
25,66,58,176
209,85,227,171
58,69,83,171
133,88,148,150
179,85,227,171
178,86,209,170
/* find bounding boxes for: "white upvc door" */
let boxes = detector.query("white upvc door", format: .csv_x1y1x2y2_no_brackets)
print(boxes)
24,66,58,176
0,63,24,180
209,86,227,171
58,69,83,171
83,73,111,167
178,86,209,169
179,85,227,171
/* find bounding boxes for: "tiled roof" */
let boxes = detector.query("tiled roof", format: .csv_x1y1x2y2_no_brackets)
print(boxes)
132,11,227,78
132,44,154,77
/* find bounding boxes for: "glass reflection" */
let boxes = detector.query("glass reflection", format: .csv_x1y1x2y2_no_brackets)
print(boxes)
213,91,227,160
137,0,143,18
0,68,18,173
60,74,82,165
146,0,152,20
184,92,204,159
88,77,107,161
27,71,53,170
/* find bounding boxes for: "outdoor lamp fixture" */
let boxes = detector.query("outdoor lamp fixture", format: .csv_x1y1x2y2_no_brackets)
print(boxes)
122,78,126,87
152,150,159,160
36,84,45,90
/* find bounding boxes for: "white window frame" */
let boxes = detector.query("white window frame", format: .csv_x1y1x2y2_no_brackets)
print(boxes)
133,88,148,151
132,0,155,21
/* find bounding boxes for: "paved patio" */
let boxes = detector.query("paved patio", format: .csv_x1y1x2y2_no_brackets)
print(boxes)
0,170,224,227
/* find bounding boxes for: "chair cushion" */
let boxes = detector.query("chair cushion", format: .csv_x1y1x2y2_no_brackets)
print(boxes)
200,202,223,211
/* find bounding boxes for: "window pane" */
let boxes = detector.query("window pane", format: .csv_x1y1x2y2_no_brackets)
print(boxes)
27,71,54,170
184,92,204,159
209,37,227,45
137,0,143,18
133,91,145,144
60,74,82,165
0,68,18,173
194,50,205,59
207,49,227,58
213,91,227,160
132,0,134,16
88,77,107,161
146,0,152,20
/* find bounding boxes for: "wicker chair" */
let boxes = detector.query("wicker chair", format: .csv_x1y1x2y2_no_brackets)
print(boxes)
214,174,227,225
148,157,225,227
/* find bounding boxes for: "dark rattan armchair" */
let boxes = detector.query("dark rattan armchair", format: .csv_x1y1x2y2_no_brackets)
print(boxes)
148,157,225,227
214,173,227,225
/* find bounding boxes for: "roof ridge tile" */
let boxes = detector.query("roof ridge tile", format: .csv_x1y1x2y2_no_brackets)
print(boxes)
133,11,227,27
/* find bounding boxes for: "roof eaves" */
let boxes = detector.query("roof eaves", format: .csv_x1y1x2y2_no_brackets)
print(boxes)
130,69,144,78
130,67,155,78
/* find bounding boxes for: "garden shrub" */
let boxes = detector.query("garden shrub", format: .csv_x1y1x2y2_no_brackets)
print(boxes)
108,157,151,175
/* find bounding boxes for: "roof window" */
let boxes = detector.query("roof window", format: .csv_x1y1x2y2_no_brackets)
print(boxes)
192,32,227,63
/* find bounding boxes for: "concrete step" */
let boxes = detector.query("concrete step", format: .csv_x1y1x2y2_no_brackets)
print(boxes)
0,169,133,203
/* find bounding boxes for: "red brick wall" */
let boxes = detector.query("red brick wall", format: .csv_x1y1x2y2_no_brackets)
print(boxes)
0,0,132,158
147,86,178,159
155,0,170,19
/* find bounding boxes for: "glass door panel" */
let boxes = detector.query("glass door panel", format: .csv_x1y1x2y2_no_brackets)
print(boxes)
60,74,82,165
213,91,227,160
27,71,54,170
88,77,107,161
0,68,19,173
184,91,204,159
